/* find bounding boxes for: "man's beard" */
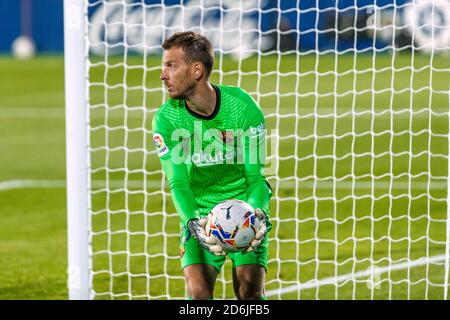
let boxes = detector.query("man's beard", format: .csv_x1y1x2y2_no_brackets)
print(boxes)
172,80,196,100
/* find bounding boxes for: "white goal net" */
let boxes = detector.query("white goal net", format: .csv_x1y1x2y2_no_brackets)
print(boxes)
65,0,450,299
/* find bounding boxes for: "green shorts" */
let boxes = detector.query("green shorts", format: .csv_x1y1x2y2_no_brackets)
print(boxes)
179,223,270,273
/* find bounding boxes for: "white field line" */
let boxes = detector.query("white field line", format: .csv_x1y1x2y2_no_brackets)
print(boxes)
0,179,447,192
269,180,447,190
0,179,156,191
0,180,67,191
265,253,449,297
0,106,446,119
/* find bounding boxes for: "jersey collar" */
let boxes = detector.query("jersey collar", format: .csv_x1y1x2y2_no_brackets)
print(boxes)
184,84,221,120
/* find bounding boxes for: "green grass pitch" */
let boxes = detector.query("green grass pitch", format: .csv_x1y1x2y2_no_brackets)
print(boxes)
0,52,449,299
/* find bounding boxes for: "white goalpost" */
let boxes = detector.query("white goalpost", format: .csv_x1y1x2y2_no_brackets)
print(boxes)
65,0,450,300
64,0,90,300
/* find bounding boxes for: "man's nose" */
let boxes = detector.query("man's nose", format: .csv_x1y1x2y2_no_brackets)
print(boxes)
160,69,168,81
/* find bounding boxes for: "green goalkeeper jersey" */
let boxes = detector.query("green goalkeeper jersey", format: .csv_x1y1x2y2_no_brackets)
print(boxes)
152,84,272,227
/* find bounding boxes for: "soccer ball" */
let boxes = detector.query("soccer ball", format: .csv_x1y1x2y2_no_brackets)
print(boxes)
206,199,259,253
11,36,36,59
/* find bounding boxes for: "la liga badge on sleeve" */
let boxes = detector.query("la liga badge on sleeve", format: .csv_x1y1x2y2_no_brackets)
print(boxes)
153,133,169,157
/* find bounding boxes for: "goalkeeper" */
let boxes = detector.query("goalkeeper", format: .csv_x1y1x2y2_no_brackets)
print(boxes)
152,31,272,300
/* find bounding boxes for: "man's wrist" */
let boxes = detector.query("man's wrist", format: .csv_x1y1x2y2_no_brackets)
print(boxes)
186,216,200,227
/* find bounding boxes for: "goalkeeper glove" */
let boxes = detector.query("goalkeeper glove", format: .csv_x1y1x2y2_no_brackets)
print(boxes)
187,218,226,256
245,208,268,253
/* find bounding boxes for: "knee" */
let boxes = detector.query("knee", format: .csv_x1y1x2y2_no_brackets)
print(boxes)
189,285,213,300
236,281,263,300
184,264,217,300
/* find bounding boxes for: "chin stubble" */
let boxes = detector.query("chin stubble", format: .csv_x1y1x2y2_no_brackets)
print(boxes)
174,81,196,100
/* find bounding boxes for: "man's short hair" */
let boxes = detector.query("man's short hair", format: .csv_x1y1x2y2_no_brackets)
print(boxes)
162,31,215,78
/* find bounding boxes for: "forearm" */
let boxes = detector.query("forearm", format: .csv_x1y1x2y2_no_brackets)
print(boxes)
168,181,200,225
246,173,272,215
161,158,200,226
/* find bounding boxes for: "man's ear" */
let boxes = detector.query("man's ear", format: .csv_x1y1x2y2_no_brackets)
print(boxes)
193,62,203,80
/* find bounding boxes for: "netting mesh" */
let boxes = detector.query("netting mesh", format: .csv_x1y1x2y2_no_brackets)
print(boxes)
85,0,450,299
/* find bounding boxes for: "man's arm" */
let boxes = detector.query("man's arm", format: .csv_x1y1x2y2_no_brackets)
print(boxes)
243,98,272,215
241,94,272,252
158,157,201,226
152,111,200,226
245,157,271,216
152,111,225,256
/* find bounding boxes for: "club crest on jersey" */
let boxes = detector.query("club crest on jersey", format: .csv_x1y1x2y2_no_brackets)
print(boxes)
153,133,169,157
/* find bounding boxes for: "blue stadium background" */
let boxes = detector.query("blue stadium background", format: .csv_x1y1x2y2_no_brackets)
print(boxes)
0,0,412,54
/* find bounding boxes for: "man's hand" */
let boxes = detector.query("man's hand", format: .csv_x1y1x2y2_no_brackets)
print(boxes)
245,208,268,253
187,218,226,256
